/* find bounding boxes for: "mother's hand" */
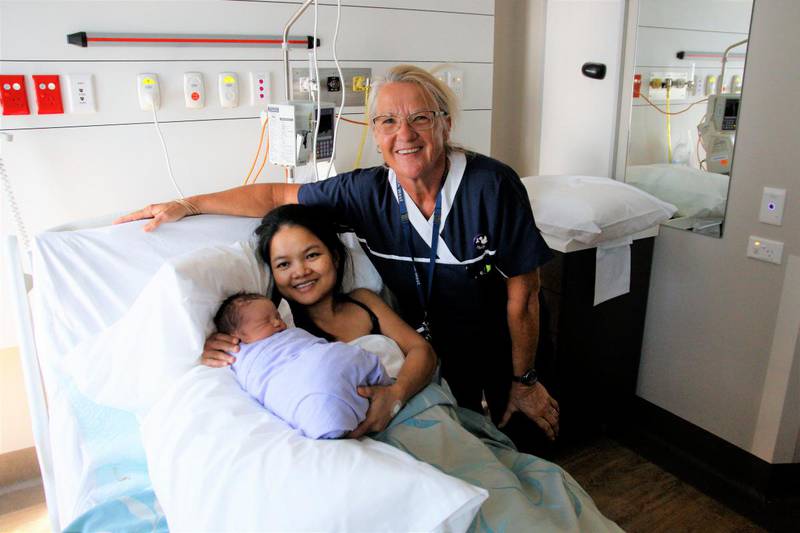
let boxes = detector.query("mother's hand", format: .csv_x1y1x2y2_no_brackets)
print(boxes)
113,201,191,232
200,332,240,368
348,384,404,439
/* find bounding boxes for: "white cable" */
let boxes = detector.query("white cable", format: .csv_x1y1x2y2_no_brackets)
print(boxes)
311,0,321,182
151,107,184,198
327,0,345,180
0,135,31,251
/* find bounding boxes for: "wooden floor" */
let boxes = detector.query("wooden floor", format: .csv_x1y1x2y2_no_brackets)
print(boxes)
553,437,767,533
0,480,48,533
0,438,767,532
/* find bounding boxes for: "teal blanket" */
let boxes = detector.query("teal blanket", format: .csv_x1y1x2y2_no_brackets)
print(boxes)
376,383,622,533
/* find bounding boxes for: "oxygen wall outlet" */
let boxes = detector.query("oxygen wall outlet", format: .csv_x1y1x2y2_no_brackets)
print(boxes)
137,73,160,111
747,236,783,265
648,71,689,101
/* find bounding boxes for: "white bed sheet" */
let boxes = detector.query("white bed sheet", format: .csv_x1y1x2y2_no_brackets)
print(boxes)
31,215,263,525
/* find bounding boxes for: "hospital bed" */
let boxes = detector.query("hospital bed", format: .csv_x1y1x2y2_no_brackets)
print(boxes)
6,212,623,532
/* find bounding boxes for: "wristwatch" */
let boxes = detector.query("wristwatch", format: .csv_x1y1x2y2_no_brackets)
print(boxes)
511,368,538,386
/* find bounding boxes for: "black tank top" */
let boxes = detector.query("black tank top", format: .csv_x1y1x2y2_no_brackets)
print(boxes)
296,294,381,342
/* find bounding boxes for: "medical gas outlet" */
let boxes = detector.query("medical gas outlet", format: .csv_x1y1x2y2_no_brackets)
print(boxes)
648,72,689,101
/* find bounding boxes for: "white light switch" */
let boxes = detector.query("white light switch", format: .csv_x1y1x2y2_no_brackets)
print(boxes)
67,74,96,113
748,236,784,265
759,187,786,226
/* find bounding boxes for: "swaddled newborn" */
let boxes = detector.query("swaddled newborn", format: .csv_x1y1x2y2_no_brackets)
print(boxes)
214,293,392,439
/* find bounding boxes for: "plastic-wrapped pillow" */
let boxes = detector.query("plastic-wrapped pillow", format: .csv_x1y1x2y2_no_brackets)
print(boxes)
625,164,728,218
522,175,677,245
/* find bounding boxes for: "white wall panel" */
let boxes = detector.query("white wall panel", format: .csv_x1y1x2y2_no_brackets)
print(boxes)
0,0,495,349
1,2,493,63
634,27,748,67
637,0,752,33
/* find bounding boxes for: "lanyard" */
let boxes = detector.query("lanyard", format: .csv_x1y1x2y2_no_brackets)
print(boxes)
396,178,444,316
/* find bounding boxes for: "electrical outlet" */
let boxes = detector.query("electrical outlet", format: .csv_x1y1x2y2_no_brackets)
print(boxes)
747,236,783,265
33,75,64,114
0,75,30,115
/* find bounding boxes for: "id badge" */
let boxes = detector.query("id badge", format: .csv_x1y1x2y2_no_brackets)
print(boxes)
416,320,433,343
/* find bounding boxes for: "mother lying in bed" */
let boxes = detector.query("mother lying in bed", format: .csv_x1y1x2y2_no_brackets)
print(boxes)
208,202,619,531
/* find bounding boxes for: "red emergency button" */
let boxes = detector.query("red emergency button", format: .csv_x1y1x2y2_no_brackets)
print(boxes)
191,92,200,101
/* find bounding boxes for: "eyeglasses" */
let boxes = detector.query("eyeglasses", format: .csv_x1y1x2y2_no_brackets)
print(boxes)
371,110,448,135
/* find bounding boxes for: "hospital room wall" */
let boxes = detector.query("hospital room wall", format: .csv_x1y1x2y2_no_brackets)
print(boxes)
635,0,800,464
0,0,495,454
627,1,750,166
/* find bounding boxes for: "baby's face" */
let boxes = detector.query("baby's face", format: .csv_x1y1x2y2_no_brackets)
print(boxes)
235,298,287,343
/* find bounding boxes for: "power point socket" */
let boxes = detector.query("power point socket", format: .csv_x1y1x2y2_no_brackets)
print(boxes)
747,236,783,265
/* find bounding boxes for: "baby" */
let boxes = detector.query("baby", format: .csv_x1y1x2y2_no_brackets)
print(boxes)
214,293,392,439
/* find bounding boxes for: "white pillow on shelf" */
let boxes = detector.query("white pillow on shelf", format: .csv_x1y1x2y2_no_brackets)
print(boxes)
522,175,677,245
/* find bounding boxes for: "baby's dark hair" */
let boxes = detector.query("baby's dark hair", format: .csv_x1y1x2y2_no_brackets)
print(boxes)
214,292,265,335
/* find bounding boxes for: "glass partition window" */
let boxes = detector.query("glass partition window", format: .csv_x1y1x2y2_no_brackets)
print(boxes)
623,0,754,237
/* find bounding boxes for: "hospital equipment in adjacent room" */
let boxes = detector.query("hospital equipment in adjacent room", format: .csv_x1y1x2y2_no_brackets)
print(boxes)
698,38,748,175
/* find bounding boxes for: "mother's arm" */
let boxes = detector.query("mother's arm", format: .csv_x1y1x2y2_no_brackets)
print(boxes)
114,183,301,231
347,288,437,438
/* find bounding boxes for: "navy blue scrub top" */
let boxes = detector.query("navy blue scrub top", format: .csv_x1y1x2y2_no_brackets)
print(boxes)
298,151,553,413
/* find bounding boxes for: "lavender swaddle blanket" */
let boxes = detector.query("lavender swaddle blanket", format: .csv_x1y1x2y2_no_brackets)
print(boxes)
231,328,391,439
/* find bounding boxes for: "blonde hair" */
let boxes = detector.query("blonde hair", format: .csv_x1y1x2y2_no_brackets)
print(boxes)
368,65,461,153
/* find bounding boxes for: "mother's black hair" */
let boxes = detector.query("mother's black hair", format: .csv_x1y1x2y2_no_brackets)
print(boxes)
255,204,350,305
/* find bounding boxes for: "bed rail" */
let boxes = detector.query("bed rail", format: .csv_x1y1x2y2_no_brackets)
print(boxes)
4,235,60,532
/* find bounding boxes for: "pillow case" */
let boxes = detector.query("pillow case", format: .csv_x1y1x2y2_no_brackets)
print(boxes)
62,240,269,415
142,366,487,533
522,175,677,245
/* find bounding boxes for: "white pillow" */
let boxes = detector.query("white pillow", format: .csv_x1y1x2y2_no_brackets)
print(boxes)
142,366,487,532
62,240,270,415
62,232,385,415
625,164,728,218
523,175,677,245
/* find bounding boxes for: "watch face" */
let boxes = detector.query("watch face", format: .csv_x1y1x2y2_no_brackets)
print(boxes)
522,369,537,385
515,368,538,385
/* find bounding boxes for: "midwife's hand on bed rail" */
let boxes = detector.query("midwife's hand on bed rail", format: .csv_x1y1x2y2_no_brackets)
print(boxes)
348,384,404,439
499,382,560,441
113,201,191,232
200,332,240,367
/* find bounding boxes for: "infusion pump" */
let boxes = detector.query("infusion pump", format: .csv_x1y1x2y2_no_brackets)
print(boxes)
698,93,740,174
267,101,335,167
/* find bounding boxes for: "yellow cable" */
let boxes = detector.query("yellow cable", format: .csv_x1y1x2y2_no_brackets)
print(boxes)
354,84,370,169
250,127,270,185
243,117,268,185
666,85,673,163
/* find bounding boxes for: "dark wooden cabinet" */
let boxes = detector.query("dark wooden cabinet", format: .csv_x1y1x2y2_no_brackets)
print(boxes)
537,237,655,443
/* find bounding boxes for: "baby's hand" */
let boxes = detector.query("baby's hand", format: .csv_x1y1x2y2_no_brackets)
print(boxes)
201,332,240,367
